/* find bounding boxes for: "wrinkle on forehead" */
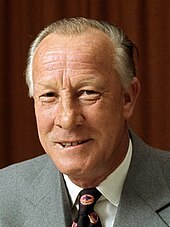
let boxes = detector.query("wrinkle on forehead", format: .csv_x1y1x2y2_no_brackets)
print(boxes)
32,30,117,89
33,30,115,67
39,51,100,71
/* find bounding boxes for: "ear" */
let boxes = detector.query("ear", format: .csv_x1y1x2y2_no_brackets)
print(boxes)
123,77,140,120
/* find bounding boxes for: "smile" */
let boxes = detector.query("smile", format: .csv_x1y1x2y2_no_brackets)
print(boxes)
59,140,90,148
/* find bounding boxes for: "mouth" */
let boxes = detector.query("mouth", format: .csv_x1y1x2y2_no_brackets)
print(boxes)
58,139,91,148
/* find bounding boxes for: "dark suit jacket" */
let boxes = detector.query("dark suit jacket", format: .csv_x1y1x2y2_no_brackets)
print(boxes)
0,131,170,226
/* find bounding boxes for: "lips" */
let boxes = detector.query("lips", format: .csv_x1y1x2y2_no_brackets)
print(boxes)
58,139,90,148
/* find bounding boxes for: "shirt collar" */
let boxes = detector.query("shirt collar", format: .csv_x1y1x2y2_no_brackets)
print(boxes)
63,139,132,207
97,139,132,207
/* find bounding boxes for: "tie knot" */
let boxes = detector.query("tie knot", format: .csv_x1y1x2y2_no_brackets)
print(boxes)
72,188,102,226
79,188,101,203
78,188,101,214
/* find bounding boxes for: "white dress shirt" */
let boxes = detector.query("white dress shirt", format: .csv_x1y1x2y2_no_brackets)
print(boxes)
64,140,132,227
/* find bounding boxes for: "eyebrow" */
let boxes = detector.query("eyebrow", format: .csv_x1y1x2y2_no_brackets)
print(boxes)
35,80,59,91
35,74,107,91
76,77,106,89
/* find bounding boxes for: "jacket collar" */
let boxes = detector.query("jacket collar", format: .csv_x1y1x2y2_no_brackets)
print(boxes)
22,156,72,227
114,131,170,226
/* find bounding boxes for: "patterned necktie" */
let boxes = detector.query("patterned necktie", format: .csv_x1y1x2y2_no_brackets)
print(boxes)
72,188,102,227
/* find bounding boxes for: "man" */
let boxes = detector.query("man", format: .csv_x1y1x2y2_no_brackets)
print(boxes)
0,18,169,227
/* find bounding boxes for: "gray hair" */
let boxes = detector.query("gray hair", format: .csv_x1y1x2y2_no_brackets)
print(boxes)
25,17,137,97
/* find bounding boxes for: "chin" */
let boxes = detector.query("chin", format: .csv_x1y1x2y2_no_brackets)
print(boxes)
52,158,83,175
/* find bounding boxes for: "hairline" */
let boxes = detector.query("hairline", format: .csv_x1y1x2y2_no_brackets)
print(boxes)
26,18,136,97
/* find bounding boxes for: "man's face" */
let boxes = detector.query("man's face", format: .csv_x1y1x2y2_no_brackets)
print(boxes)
32,30,138,187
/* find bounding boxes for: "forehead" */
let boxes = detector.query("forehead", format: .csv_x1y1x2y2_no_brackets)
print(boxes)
33,29,115,68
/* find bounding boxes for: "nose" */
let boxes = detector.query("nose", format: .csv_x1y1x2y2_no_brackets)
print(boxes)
55,98,84,130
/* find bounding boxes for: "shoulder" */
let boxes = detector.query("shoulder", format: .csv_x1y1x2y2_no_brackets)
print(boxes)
130,129,170,186
0,155,62,225
150,147,170,188
0,154,48,178
0,155,49,196
130,129,170,158
0,154,57,218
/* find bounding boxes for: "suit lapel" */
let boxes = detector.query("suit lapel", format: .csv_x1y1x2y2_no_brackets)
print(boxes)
22,156,72,227
114,132,170,226
114,179,168,226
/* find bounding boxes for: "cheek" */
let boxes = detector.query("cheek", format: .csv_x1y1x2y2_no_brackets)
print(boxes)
89,102,125,150
34,105,55,135
86,98,124,129
34,107,55,156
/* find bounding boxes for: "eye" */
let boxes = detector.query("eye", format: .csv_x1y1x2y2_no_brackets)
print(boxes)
83,90,97,95
79,90,101,102
41,92,56,97
39,92,58,103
